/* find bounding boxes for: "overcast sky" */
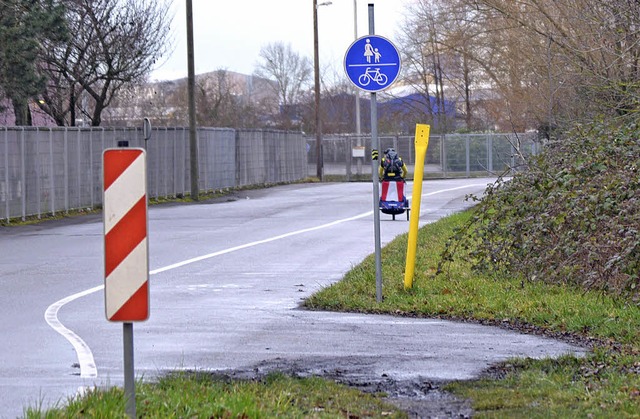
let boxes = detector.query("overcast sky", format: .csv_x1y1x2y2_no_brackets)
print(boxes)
150,0,411,81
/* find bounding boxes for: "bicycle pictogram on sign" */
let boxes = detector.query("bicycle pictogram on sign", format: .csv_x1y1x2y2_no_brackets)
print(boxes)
358,67,389,87
344,35,401,93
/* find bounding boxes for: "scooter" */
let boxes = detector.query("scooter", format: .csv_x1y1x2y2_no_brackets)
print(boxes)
379,177,410,221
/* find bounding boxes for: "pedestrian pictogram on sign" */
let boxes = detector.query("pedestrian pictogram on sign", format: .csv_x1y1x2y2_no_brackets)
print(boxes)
103,148,149,322
344,35,402,93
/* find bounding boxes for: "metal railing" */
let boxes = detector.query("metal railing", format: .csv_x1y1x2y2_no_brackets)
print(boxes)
307,132,540,179
1,127,307,222
1,126,539,222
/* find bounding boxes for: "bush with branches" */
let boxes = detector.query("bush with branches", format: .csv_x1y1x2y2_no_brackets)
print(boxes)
441,121,639,301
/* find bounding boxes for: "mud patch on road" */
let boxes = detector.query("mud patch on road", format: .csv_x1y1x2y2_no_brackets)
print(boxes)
209,356,474,418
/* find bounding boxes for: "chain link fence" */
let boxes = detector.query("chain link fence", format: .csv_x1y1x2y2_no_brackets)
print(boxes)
307,132,540,180
1,127,307,222
2,127,539,222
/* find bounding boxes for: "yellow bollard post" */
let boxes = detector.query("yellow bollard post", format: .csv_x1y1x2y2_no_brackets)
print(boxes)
404,124,430,289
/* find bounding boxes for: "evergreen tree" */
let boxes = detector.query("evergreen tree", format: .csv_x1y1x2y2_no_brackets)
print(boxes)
0,0,67,125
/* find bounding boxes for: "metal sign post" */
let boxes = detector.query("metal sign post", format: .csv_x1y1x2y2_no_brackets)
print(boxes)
103,146,150,417
344,3,402,302
370,89,383,303
123,322,135,417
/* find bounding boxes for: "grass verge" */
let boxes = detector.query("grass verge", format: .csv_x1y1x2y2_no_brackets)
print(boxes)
25,372,404,418
305,209,640,418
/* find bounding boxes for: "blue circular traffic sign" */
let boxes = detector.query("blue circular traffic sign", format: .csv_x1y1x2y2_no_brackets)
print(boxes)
344,35,401,93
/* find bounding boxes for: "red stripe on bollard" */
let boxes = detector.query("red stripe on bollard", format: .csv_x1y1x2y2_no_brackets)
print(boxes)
109,282,149,322
104,197,147,277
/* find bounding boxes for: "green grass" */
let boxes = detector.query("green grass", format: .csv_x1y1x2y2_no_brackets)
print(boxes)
445,353,640,418
25,208,640,417
25,372,405,418
306,209,640,417
307,211,640,343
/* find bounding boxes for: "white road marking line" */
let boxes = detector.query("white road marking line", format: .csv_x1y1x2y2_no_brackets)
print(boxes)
149,212,371,275
44,286,102,378
44,183,487,378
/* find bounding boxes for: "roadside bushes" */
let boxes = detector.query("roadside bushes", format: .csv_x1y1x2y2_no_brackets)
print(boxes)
442,121,639,301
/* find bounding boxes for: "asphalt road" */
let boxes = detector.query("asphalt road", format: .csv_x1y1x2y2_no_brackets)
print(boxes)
0,179,585,418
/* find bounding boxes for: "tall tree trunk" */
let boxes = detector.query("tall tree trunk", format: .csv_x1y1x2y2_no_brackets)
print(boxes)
91,100,104,126
70,89,76,126
463,53,473,129
12,98,32,126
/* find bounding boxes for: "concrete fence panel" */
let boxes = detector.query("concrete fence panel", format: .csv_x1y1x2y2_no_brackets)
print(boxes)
1,127,308,222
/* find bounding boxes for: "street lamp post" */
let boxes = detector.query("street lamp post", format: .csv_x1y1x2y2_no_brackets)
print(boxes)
186,0,199,200
313,0,332,181
354,0,361,136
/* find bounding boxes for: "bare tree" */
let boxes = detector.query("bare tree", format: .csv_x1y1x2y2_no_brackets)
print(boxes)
434,0,487,130
104,69,273,128
397,0,478,133
194,70,262,128
328,70,355,133
39,0,172,126
396,0,541,132
254,42,312,130
466,0,640,129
